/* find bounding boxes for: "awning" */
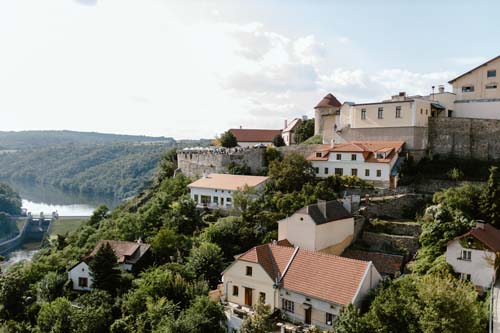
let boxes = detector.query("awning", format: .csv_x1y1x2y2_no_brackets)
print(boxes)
431,102,445,110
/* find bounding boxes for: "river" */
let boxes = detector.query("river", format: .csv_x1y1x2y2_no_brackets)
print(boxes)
0,180,120,270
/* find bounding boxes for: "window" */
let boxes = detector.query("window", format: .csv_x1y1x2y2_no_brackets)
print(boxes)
259,292,266,303
78,277,88,288
395,106,401,118
315,167,319,174
376,170,382,177
378,107,383,119
282,299,294,313
461,250,472,261
324,167,329,175
201,195,211,204
351,168,358,176
487,69,496,78
376,153,384,159
326,313,335,326
420,108,423,114
351,154,357,161
246,266,253,276
233,286,239,296
226,197,232,203
335,168,343,176
448,110,453,118
316,152,322,158
213,196,219,205
486,84,497,90
462,85,474,92
426,109,428,115
194,194,199,202
365,169,370,177
336,154,341,160
460,273,471,281
361,108,367,120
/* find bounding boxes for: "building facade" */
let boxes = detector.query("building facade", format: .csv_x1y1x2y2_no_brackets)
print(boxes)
446,222,500,290
281,118,302,146
188,173,269,209
229,128,282,147
307,141,404,189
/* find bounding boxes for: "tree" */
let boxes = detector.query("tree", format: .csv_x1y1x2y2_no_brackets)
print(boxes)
37,297,75,333
268,152,315,192
150,227,186,262
88,242,121,295
169,296,227,333
293,119,314,144
186,242,225,288
240,299,273,333
87,204,109,228
334,304,367,333
272,134,285,147
219,130,238,148
0,183,21,215
481,166,500,227
0,269,29,321
37,272,67,303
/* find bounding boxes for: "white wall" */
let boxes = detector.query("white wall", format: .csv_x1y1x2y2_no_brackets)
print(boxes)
278,213,317,250
446,240,496,289
189,187,235,209
68,261,93,291
454,100,500,120
352,263,382,307
315,218,354,252
312,160,392,183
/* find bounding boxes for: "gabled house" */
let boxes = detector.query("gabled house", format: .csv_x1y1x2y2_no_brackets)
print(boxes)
229,128,282,147
222,242,381,332
307,141,404,189
446,222,500,290
278,200,354,255
281,118,302,146
68,240,151,291
188,173,269,209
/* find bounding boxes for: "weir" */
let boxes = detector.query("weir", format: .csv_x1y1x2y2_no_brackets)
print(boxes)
0,213,54,255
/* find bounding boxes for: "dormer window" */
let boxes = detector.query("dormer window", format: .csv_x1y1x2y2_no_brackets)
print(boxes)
376,153,384,159
351,154,357,161
336,154,341,160
316,152,322,158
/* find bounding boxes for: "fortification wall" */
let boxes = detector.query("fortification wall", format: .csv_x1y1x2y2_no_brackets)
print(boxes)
277,144,325,158
177,148,266,178
429,117,500,160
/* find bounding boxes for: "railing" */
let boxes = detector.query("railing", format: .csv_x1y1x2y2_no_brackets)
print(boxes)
489,280,495,333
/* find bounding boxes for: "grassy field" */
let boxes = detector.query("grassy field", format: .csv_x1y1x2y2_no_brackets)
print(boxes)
49,218,85,237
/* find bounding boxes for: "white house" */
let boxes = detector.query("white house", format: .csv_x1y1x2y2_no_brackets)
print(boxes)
68,240,151,291
188,173,269,209
222,242,381,332
307,141,404,189
446,222,500,290
278,200,354,255
281,118,302,146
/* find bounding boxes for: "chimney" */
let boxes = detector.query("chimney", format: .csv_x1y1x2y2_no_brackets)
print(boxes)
318,199,327,218
302,115,308,121
476,221,485,229
438,85,445,93
284,119,288,129
399,92,406,97
239,125,242,129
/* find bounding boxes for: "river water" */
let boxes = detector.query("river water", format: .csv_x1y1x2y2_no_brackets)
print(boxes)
0,180,120,270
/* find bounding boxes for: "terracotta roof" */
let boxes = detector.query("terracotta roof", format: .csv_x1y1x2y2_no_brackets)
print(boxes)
90,240,151,264
283,118,302,133
276,239,294,247
314,93,342,109
456,223,500,252
229,128,281,143
296,200,352,225
448,55,500,84
342,249,404,276
237,243,373,305
188,173,269,191
307,141,404,164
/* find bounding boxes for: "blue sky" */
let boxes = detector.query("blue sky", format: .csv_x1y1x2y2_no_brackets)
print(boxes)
0,0,498,139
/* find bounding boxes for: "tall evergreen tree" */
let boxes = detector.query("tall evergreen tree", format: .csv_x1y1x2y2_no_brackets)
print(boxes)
481,166,500,227
88,242,121,295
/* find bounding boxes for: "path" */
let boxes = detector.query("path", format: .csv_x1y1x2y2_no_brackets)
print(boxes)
493,279,500,333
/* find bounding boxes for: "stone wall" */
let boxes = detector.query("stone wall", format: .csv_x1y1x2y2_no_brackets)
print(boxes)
177,149,266,178
277,144,325,158
429,117,500,160
363,194,429,219
362,231,420,256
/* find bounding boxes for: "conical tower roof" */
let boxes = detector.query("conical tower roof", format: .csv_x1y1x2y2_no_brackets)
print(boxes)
314,93,342,109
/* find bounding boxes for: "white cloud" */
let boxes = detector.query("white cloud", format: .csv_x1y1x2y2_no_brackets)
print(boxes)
448,56,486,66
293,35,326,65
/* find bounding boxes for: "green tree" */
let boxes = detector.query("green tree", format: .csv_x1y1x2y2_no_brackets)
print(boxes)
334,304,367,333
88,242,121,295
36,272,67,303
219,130,238,148
150,227,186,262
0,183,21,215
227,162,252,175
272,134,285,147
87,204,109,228
240,299,273,333
293,118,314,144
170,296,227,333
0,269,29,321
36,297,75,333
268,152,315,192
481,166,500,227
186,242,225,288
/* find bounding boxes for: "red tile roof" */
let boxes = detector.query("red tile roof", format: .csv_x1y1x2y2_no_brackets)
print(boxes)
237,243,372,305
90,240,150,264
456,223,500,252
314,93,342,109
229,128,282,143
188,173,269,191
307,141,404,164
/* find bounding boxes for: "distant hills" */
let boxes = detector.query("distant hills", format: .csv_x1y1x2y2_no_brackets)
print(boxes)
0,130,210,200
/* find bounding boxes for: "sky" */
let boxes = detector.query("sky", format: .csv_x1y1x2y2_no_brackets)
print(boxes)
0,0,499,139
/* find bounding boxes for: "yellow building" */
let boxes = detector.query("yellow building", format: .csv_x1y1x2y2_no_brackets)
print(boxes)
448,55,500,119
